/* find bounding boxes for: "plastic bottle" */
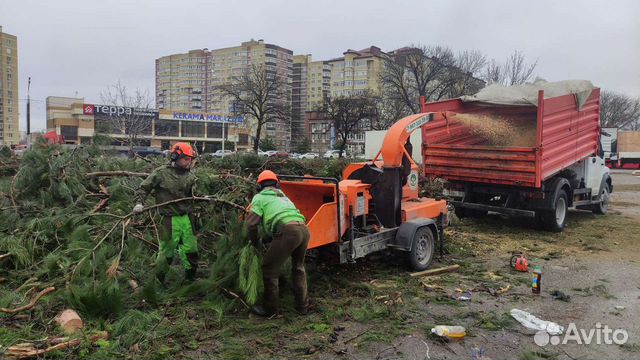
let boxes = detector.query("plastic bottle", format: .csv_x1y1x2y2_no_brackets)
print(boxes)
532,265,542,294
431,325,466,339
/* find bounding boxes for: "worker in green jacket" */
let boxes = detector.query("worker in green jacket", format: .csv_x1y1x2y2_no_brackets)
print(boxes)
245,170,310,317
134,142,199,282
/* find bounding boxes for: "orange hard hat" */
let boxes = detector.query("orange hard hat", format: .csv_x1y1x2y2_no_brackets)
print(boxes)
171,142,195,158
257,170,278,184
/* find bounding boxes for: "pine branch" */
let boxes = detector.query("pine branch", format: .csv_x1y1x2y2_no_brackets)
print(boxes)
86,171,150,177
0,287,56,314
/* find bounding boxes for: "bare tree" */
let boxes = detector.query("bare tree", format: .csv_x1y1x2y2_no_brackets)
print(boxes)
445,50,487,98
324,93,378,157
215,64,290,153
100,80,154,156
371,95,410,130
483,50,538,86
600,90,640,129
382,45,486,115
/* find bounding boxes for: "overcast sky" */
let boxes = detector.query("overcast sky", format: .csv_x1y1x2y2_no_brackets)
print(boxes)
2,0,639,131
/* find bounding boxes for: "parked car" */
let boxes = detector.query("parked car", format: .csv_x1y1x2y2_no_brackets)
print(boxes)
289,152,301,159
323,150,344,159
271,151,289,158
257,150,269,157
210,149,234,158
299,152,320,159
264,150,278,157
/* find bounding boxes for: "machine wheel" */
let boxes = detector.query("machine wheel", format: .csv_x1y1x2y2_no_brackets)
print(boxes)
541,189,568,232
592,187,609,215
407,227,435,271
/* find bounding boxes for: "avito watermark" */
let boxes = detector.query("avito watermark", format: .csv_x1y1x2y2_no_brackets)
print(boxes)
535,323,628,346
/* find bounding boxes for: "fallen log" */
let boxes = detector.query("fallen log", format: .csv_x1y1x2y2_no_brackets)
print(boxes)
5,331,108,359
409,265,460,278
0,287,56,314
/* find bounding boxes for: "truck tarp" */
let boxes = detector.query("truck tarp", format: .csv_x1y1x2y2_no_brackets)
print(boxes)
460,79,595,110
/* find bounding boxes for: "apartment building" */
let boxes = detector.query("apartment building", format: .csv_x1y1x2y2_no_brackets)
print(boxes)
156,49,209,112
292,55,330,146
156,40,293,150
327,46,387,98
0,26,19,145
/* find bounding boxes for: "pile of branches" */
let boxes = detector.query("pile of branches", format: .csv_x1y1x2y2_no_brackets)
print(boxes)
0,142,347,356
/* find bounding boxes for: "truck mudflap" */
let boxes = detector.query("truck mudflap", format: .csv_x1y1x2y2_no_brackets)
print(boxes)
451,200,536,218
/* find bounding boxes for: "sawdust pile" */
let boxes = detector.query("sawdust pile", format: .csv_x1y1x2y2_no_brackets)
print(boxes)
454,114,537,147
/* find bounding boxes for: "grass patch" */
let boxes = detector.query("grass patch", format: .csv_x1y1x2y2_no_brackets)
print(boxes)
476,312,514,331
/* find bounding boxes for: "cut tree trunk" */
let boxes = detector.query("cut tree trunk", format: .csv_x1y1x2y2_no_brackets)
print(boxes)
55,309,83,334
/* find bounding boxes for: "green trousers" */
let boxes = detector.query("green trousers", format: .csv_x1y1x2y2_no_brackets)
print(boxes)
158,214,198,270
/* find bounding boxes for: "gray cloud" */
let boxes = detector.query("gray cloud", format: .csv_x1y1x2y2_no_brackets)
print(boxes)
2,0,638,131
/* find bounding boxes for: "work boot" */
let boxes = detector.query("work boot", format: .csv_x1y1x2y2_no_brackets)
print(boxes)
251,304,277,317
184,267,197,282
155,256,173,284
295,305,309,315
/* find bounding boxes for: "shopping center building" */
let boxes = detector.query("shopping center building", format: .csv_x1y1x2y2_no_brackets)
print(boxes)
46,96,251,153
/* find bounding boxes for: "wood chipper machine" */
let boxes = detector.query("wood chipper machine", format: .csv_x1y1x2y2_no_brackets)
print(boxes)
278,112,450,270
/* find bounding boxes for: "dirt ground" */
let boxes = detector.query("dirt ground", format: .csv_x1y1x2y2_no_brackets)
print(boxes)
304,171,640,360
179,172,640,360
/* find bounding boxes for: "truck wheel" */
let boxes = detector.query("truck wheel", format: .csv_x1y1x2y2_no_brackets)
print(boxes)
592,187,609,215
407,227,435,271
541,189,568,232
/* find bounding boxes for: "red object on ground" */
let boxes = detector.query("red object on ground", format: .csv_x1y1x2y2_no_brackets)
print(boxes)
511,254,529,272
420,89,601,188
42,131,64,144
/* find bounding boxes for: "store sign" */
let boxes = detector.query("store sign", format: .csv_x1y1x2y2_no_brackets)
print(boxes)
84,104,158,119
172,112,243,124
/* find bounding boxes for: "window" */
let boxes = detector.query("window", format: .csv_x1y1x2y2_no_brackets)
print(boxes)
60,126,78,139
155,119,179,136
206,123,229,138
95,118,119,134
181,121,204,137
238,133,249,145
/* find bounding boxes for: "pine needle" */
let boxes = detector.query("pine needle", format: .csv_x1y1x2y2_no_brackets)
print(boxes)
106,256,120,279
238,244,263,306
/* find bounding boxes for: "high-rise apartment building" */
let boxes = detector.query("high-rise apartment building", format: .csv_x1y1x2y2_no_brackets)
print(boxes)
292,55,330,145
327,46,387,98
156,49,209,112
156,40,293,149
0,26,19,145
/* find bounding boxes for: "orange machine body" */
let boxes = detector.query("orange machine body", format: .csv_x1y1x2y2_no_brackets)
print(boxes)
278,112,449,252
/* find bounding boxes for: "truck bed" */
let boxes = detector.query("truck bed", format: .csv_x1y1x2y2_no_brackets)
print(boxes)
421,88,600,188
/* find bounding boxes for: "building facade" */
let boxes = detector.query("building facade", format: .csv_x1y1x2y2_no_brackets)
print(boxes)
0,26,19,145
327,46,387,98
156,40,293,150
303,46,388,155
292,55,330,147
46,96,251,153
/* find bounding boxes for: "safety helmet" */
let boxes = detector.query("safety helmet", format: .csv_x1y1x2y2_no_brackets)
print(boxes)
170,142,195,161
257,170,279,184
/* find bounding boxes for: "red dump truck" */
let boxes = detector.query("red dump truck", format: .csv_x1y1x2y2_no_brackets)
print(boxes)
420,81,611,232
